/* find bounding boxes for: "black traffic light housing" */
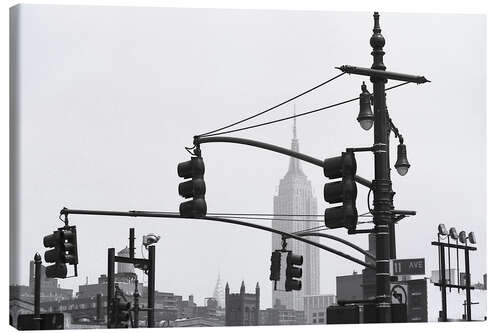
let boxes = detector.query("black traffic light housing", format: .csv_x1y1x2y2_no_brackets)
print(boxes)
323,152,358,231
43,225,78,279
269,250,281,281
115,300,131,328
178,156,207,218
285,252,303,291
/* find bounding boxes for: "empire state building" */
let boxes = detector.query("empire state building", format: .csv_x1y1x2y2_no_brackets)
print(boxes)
272,118,320,311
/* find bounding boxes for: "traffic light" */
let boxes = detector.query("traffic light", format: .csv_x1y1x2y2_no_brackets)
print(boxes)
285,252,303,291
61,226,78,265
43,225,79,279
43,230,67,278
323,151,358,230
115,300,131,328
269,250,281,281
177,156,207,218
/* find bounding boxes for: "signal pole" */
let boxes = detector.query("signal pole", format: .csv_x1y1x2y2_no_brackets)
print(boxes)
370,12,393,323
337,12,429,323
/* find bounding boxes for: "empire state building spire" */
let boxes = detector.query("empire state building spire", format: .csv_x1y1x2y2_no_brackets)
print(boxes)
288,106,303,174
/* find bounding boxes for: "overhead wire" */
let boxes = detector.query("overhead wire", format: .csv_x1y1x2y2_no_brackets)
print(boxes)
198,81,412,138
211,215,322,223
292,225,329,235
198,72,347,137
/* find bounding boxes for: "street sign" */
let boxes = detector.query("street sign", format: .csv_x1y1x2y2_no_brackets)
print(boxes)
390,258,425,276
390,283,408,304
407,279,428,322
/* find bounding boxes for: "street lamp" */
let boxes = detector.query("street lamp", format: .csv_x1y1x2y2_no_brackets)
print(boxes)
468,232,476,244
438,223,448,236
449,227,458,240
394,138,410,176
357,82,374,130
458,231,467,244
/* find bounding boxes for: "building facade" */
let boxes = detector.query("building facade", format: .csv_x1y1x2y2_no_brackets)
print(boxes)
259,299,305,326
303,294,336,324
225,281,260,326
336,272,364,302
272,118,320,311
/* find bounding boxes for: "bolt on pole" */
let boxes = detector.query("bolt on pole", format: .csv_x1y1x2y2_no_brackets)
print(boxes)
370,11,393,323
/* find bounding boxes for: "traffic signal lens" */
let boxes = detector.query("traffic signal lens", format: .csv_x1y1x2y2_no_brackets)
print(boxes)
44,249,60,263
45,263,67,279
287,253,303,265
43,232,58,248
178,178,206,198
285,279,302,291
178,157,205,178
286,266,302,278
325,204,358,230
179,198,207,218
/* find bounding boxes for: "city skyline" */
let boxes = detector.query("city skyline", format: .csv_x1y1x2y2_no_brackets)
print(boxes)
10,5,486,321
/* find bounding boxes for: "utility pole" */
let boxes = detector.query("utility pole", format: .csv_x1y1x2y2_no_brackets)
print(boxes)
370,12,393,323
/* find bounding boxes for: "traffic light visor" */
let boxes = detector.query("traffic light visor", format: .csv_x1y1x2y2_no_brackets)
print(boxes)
285,279,302,291
178,178,206,198
178,157,205,179
179,198,207,218
287,253,303,265
324,152,357,179
43,232,59,248
45,263,67,279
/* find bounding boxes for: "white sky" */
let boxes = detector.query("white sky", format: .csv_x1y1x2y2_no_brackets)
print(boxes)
11,5,486,319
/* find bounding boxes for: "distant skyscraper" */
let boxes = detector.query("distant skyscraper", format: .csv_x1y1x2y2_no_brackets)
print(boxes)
272,115,320,311
212,272,225,309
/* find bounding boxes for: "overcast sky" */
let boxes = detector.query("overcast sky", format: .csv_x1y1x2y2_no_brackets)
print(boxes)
11,5,485,319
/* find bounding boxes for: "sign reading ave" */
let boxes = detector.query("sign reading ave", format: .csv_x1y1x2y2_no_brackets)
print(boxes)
390,258,425,276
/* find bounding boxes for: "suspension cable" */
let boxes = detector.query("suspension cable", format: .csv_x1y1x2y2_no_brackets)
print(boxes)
198,81,411,137
199,72,346,137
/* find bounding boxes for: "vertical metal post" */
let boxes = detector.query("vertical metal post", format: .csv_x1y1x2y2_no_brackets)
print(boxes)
447,236,451,291
34,253,41,317
456,240,460,294
464,247,472,321
129,228,135,259
370,11,392,323
439,244,447,322
147,245,156,328
107,248,115,328
133,278,140,328
96,294,103,323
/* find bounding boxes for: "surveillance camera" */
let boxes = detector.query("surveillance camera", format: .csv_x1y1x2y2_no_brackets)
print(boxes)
143,233,161,247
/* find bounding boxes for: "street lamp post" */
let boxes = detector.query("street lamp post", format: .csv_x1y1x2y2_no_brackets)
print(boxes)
370,12,393,323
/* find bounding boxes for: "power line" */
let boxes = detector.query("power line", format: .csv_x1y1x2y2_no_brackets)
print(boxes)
198,72,347,137
199,81,412,137
207,212,324,217
292,225,329,234
211,215,323,223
